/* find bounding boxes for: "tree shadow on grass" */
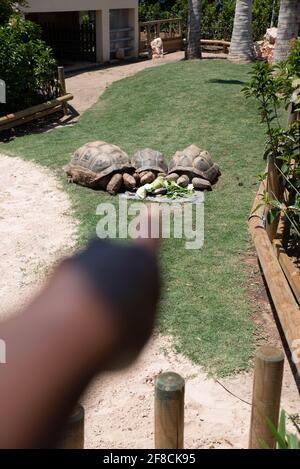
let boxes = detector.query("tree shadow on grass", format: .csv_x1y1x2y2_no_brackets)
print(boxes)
207,78,245,85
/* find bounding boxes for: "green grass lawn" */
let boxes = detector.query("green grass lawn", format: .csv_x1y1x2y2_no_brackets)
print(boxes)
2,59,267,376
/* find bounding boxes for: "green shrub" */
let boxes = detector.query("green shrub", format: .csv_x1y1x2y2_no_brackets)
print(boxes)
287,39,300,76
0,15,59,116
0,0,25,25
252,0,280,41
139,2,168,21
139,0,280,41
243,40,300,233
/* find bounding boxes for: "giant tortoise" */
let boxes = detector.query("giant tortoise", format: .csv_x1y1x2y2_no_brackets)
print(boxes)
167,144,221,190
131,148,168,185
65,141,136,195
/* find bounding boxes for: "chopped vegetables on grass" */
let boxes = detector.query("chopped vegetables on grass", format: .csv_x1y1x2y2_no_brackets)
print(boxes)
136,177,195,200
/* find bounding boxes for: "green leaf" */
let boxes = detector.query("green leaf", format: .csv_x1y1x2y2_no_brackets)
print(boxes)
287,434,300,449
258,172,268,182
264,414,287,449
278,410,286,441
267,208,280,225
252,203,265,214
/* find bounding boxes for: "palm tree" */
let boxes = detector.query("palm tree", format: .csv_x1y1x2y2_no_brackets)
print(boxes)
228,0,255,64
273,0,300,63
186,0,202,59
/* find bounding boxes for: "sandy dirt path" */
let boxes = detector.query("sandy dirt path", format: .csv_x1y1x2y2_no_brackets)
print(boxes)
83,333,299,449
0,54,298,449
0,154,77,317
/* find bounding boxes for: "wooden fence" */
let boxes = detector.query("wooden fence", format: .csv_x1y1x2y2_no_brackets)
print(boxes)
248,111,300,378
61,357,287,450
139,18,230,56
0,67,73,133
139,18,183,54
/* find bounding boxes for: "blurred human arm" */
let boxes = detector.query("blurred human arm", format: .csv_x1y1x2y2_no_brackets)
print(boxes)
0,234,160,448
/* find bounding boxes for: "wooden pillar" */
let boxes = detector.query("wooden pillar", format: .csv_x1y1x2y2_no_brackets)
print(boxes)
147,24,151,58
101,8,110,63
57,66,68,116
95,10,103,63
249,346,284,449
157,23,161,38
130,7,139,58
155,372,185,449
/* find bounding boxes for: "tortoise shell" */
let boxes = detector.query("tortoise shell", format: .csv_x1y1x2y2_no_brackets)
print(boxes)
132,148,168,174
168,145,220,183
65,141,132,188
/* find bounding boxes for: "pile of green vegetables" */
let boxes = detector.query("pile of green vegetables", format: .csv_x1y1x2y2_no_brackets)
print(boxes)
136,176,194,200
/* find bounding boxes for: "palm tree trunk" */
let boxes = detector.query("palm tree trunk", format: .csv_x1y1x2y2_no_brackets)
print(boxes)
273,0,300,63
228,0,255,64
186,0,202,59
270,0,277,27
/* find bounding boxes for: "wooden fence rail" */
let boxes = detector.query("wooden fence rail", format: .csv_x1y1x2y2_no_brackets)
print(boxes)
0,67,73,133
139,18,183,55
249,176,300,377
248,106,300,378
139,19,230,55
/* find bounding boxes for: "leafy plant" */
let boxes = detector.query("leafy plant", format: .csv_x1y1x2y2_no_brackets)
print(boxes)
262,410,300,449
139,0,280,41
0,15,59,115
0,0,27,25
243,46,300,234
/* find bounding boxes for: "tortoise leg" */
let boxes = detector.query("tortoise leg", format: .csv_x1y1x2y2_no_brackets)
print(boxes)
140,171,156,185
106,173,123,195
177,175,190,187
98,174,112,190
123,173,136,190
166,173,180,182
192,177,212,191
132,172,140,186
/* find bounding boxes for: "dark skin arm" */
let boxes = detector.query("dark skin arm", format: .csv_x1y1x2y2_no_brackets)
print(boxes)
0,230,159,448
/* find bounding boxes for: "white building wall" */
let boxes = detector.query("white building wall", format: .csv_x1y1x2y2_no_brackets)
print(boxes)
23,0,139,63
23,1,138,13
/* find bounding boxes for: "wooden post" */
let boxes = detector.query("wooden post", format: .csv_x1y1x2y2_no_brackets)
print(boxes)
156,22,161,38
57,66,68,116
139,24,142,54
146,25,151,58
249,346,284,449
58,404,85,449
288,104,298,127
266,155,283,241
178,19,182,38
155,372,185,449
